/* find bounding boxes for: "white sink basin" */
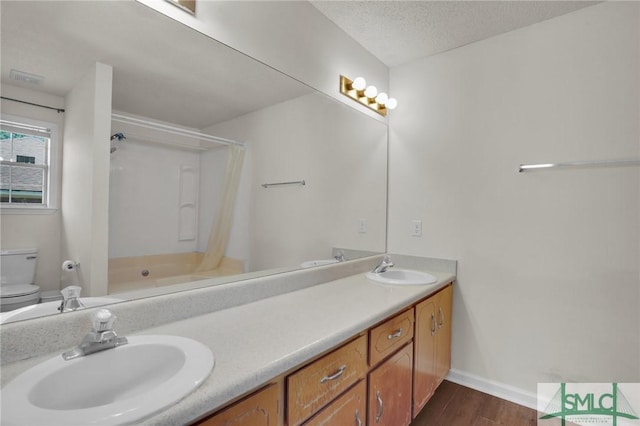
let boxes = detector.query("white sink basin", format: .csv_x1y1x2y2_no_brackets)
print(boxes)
1,335,214,425
366,269,438,286
0,297,124,324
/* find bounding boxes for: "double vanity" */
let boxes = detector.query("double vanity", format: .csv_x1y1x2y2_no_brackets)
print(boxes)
0,254,455,425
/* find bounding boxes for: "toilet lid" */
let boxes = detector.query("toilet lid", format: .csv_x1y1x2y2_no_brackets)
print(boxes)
1,284,40,298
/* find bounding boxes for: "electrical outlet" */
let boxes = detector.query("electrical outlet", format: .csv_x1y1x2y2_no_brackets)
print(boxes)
411,220,422,237
358,218,367,234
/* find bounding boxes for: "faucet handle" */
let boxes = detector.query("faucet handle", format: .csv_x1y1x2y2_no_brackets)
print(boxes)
91,309,116,332
60,285,82,300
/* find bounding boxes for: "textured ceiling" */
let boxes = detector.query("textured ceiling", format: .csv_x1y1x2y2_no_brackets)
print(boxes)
311,1,599,67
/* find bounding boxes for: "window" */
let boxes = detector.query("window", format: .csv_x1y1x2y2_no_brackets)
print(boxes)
0,116,59,212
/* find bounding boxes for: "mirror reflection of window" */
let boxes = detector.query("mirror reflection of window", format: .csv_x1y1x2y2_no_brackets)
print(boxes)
0,119,55,206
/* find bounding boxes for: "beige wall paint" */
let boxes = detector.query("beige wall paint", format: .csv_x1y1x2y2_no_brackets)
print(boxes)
61,63,113,297
389,1,639,394
0,85,65,292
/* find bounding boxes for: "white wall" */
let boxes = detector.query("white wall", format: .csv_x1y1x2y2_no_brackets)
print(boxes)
61,63,113,297
204,93,387,272
389,1,639,397
108,138,200,258
0,84,64,292
136,0,389,122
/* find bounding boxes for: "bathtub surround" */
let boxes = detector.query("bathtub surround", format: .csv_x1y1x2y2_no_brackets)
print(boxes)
108,252,244,294
388,1,639,398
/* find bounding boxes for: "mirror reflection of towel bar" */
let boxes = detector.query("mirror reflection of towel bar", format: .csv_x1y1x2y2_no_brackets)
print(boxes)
519,159,640,173
261,180,306,188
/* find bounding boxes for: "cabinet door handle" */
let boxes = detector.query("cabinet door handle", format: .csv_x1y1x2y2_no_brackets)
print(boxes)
375,390,384,423
438,306,445,328
355,409,363,426
387,328,403,340
320,364,347,383
431,312,436,336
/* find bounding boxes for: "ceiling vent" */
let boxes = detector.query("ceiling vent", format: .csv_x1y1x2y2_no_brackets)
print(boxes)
10,69,44,85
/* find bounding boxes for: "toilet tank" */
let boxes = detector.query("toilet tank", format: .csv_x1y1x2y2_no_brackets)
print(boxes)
1,249,38,285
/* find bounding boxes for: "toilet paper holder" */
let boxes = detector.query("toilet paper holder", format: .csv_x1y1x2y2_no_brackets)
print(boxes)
62,260,80,271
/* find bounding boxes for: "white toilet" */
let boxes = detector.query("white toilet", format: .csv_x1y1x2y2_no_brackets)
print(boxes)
0,248,41,312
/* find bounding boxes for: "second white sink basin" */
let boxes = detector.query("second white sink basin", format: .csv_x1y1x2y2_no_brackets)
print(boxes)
1,335,214,425
366,269,438,286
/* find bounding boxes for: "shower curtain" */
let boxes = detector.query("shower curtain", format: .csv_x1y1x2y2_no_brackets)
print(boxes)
196,145,245,272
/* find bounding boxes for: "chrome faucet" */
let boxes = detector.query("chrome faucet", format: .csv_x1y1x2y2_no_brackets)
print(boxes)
62,309,128,360
58,285,86,313
372,255,394,274
334,251,346,262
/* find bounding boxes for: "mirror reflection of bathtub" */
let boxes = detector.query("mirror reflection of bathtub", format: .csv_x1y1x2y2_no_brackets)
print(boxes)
0,297,123,324
0,1,387,322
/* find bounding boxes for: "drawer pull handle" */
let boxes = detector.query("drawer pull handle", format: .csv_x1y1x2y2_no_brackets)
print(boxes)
320,364,347,383
438,306,445,328
387,328,403,340
355,409,362,426
431,313,436,336
375,390,384,423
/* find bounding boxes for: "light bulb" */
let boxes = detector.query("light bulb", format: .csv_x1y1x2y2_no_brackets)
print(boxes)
364,85,378,99
386,98,398,110
375,92,388,105
352,77,366,91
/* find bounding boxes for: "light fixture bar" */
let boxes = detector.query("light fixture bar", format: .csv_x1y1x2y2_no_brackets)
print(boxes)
340,75,388,117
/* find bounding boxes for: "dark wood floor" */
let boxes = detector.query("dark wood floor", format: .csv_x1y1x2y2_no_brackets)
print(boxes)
411,381,537,426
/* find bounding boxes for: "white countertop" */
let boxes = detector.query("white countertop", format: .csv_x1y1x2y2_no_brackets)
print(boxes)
0,260,455,425
141,270,454,425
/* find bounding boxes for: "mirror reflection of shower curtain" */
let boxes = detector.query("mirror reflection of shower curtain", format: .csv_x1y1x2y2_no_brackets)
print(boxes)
196,145,245,271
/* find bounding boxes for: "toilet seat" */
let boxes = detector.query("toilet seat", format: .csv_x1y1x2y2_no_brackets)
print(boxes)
1,284,41,308
1,283,40,297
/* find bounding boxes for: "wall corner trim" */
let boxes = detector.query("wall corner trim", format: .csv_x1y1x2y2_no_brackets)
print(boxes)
446,369,538,410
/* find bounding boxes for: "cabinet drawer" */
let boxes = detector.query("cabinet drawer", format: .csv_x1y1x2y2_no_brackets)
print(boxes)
369,308,414,366
196,383,279,426
287,335,368,426
303,380,366,426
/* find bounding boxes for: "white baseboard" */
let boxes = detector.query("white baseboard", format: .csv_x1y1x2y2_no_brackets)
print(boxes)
446,369,538,410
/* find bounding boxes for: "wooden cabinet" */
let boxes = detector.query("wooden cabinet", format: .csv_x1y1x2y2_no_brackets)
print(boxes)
197,282,453,426
412,284,453,418
369,308,414,367
287,335,368,426
303,380,366,426
368,342,414,426
435,285,452,383
197,383,280,426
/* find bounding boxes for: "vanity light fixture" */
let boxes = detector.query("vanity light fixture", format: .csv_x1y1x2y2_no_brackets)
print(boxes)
340,75,397,117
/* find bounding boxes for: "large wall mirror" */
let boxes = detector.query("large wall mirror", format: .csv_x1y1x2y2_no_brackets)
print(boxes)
0,1,387,322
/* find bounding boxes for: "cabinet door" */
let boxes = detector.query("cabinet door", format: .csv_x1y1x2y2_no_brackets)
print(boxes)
435,285,452,384
412,297,437,418
368,343,413,426
303,380,366,426
197,383,280,426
